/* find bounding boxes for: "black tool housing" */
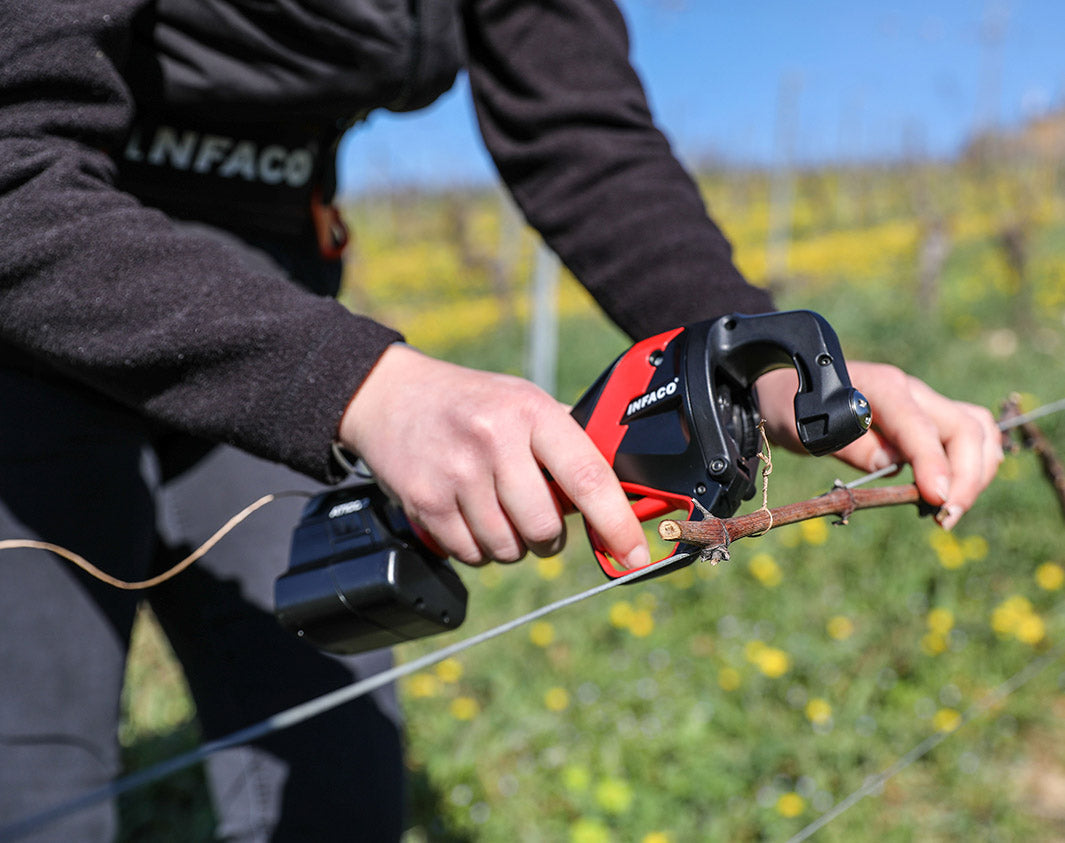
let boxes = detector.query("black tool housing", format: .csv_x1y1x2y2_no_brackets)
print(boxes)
276,483,468,655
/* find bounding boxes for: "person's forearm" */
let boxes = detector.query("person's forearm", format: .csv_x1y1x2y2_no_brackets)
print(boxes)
464,0,774,341
0,2,402,481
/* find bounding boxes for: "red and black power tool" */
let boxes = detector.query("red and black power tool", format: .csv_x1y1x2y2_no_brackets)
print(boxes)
275,310,871,654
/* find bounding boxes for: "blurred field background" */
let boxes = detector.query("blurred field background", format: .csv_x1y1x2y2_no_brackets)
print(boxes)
113,103,1065,842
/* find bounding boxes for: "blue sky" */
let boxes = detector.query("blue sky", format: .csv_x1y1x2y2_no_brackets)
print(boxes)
338,1,1065,195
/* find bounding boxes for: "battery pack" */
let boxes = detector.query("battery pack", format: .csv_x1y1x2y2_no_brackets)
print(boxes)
275,484,468,654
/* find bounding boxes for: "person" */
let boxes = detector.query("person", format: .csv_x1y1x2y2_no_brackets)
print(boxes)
0,0,1002,840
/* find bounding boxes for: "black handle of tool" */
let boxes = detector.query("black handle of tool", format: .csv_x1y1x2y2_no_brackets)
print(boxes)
704,310,872,456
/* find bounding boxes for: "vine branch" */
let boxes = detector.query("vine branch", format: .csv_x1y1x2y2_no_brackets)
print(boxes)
658,483,935,564
1000,394,1065,521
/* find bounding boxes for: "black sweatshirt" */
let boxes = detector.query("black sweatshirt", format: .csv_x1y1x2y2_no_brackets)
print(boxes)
0,0,774,482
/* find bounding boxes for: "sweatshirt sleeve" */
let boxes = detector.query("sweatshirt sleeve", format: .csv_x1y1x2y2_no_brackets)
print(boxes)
462,0,774,341
0,0,401,482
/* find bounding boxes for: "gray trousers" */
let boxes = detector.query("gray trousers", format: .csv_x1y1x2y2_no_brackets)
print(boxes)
0,369,405,841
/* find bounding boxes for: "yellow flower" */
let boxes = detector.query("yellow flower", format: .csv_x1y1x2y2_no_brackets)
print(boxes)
929,531,965,569
718,667,742,691
805,697,832,725
610,601,634,628
406,673,440,698
449,696,480,721
755,647,791,678
921,632,948,655
744,640,766,663
595,778,634,814
990,595,1046,645
609,600,655,636
642,834,671,843
933,708,962,733
537,556,564,581
776,791,806,818
748,552,783,587
961,535,989,561
826,615,854,641
927,607,954,635
570,818,611,843
545,687,571,712
435,658,463,683
799,519,828,545
1016,613,1046,645
529,621,555,647
627,609,655,638
1036,562,1065,591
563,765,590,793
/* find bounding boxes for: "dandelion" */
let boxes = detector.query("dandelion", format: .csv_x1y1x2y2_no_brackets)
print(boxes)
921,632,948,656
406,673,440,698
610,601,634,629
563,765,590,793
927,607,954,635
595,778,634,814
537,556,564,581
748,552,783,587
435,658,463,683
929,531,965,569
991,595,1045,645
933,708,962,733
1015,613,1046,645
642,834,671,843
570,818,611,843
755,647,791,678
799,519,828,546
529,621,555,647
628,609,655,638
718,667,742,691
805,698,832,725
1036,562,1065,591
776,791,805,818
545,687,571,712
449,696,480,721
826,615,854,641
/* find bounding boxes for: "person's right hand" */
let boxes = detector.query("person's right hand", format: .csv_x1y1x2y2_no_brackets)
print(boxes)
337,344,651,570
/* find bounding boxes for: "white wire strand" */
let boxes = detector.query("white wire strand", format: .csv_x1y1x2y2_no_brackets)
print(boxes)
787,639,1065,842
843,396,1065,490
0,552,690,843
5,397,1064,841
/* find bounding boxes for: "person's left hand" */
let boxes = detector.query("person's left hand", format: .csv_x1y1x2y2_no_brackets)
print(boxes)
756,362,1003,529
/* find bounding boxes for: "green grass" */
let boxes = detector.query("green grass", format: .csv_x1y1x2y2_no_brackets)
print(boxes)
390,277,1065,842
113,162,1065,841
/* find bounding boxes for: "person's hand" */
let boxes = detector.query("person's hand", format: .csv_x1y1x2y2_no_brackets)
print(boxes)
338,344,650,569
756,363,1003,529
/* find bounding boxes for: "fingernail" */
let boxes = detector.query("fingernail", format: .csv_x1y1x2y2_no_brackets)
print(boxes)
624,546,650,571
936,504,964,531
935,476,951,503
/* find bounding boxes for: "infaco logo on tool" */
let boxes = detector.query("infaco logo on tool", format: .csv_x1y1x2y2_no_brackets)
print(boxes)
623,377,679,421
